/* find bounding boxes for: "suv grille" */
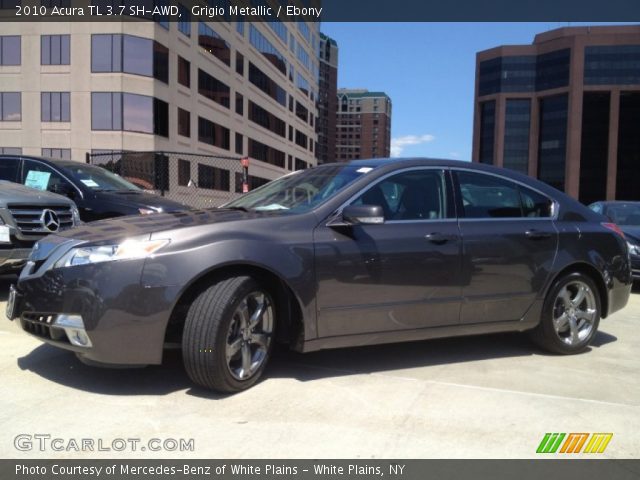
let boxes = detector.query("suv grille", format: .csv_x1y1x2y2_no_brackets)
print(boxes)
7,204,73,235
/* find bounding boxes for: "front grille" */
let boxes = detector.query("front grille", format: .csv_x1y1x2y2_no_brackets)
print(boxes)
20,313,68,342
7,204,73,235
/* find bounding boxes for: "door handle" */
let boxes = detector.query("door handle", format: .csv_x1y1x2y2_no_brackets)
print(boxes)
425,232,455,245
525,229,552,240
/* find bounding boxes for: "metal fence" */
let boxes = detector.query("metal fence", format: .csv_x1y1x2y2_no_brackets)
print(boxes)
87,151,279,209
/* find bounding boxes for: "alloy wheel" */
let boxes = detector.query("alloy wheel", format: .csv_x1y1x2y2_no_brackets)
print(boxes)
552,280,597,346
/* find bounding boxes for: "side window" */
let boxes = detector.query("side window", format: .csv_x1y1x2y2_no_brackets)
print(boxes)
457,171,522,218
520,186,553,218
0,158,20,182
352,169,448,220
22,160,69,193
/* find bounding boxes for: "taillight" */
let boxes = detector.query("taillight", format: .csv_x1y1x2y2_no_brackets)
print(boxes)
602,222,625,239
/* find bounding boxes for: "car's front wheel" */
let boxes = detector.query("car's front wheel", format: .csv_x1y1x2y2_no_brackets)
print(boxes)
530,272,601,354
182,276,275,393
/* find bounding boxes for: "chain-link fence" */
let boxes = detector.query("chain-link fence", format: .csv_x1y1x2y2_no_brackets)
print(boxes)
87,151,283,209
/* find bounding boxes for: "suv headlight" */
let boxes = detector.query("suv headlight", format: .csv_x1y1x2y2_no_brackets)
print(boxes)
628,241,640,256
54,238,170,268
71,206,82,226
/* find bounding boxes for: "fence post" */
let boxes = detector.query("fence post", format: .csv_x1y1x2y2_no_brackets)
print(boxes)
241,157,249,193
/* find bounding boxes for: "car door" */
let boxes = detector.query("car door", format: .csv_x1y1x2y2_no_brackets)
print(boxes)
453,170,558,324
314,168,463,337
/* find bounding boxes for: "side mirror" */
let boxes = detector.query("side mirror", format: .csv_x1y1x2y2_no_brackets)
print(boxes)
342,204,385,225
51,182,76,199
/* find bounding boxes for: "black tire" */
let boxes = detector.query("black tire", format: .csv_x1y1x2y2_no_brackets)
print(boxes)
530,272,601,354
182,276,276,393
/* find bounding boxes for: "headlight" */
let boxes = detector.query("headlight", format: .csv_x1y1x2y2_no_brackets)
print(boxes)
71,206,82,226
54,238,170,268
628,241,640,256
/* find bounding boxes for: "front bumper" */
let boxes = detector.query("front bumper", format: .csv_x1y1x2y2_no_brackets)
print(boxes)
10,258,181,365
0,247,32,273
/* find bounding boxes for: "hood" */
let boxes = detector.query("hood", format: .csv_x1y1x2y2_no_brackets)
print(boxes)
0,180,76,206
621,226,640,244
52,208,261,244
93,190,187,212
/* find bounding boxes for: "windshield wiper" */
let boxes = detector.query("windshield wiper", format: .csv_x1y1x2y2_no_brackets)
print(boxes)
221,206,250,212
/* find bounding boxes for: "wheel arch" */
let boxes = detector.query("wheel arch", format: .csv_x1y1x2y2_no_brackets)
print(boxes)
545,262,609,318
163,262,306,350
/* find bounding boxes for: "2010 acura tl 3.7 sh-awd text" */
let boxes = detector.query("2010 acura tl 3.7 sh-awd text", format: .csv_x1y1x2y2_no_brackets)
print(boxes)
6,159,633,393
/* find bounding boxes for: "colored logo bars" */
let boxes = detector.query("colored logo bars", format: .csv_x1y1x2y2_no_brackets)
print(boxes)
536,433,613,454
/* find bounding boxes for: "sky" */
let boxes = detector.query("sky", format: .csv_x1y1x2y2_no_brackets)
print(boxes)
321,22,632,161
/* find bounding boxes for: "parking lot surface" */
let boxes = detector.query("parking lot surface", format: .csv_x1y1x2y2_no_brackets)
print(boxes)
0,275,638,459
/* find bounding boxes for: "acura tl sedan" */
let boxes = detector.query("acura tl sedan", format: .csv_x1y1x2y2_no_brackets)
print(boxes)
6,159,633,393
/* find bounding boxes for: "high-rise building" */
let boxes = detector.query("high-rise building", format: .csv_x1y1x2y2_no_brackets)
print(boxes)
472,25,640,204
316,32,338,164
0,17,320,190
335,89,391,161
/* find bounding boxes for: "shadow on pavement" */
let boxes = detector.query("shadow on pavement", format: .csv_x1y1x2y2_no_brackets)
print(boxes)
15,328,618,398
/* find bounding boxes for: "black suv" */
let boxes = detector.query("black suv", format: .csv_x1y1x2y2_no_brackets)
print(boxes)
0,156,186,222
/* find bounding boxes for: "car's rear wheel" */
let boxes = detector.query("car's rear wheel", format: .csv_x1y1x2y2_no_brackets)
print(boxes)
530,272,601,354
182,276,275,393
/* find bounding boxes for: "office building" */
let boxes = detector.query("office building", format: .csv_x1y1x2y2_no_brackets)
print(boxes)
472,25,640,203
336,89,391,161
316,32,338,164
0,16,320,195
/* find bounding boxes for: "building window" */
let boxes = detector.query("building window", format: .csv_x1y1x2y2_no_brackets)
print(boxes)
0,147,21,155
91,92,168,137
234,172,269,192
198,22,230,66
503,99,530,174
1,0,21,7
248,101,285,137
248,138,285,168
41,35,70,65
178,4,191,37
235,92,243,115
198,69,230,108
538,94,568,192
178,107,190,137
579,92,610,205
295,101,308,122
198,163,230,191
178,56,190,87
249,24,287,75
91,34,168,84
615,92,640,201
295,158,307,171
536,48,570,91
478,100,495,165
41,148,71,159
0,36,20,65
0,92,21,121
235,52,244,75
235,132,243,155
295,130,308,148
585,45,640,86
248,62,286,106
178,159,190,186
198,116,230,150
236,19,244,36
41,92,70,122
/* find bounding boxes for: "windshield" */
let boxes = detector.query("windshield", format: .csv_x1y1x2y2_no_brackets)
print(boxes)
606,204,640,226
224,164,374,213
64,164,141,192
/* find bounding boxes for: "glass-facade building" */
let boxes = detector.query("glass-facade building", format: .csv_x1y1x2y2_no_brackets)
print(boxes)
0,10,321,201
473,25,640,203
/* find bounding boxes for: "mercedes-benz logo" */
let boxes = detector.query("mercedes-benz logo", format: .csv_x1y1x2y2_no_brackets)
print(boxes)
40,209,60,232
